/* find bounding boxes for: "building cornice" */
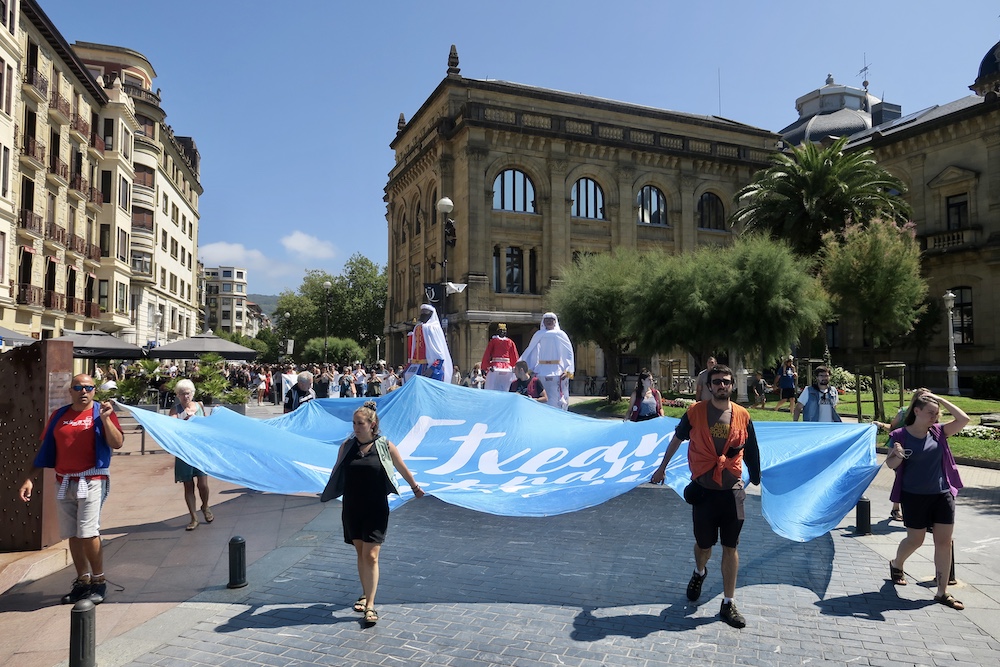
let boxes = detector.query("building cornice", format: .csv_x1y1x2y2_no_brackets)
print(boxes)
22,0,108,105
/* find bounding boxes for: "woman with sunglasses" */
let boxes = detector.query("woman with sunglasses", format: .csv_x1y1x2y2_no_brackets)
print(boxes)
886,392,969,610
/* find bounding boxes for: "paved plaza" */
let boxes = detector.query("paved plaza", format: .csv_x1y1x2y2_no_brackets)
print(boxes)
1,404,999,666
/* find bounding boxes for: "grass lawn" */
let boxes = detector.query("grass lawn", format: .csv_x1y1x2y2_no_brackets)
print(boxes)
571,396,1000,463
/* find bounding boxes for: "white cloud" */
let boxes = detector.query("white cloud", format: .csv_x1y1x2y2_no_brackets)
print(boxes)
281,231,337,259
199,241,302,294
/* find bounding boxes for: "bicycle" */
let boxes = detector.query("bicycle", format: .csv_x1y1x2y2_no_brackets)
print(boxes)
584,375,597,396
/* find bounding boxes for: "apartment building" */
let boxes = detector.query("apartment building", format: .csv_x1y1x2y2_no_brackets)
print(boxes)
202,266,249,335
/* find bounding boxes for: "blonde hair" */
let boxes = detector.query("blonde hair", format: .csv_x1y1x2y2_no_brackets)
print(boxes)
354,400,380,436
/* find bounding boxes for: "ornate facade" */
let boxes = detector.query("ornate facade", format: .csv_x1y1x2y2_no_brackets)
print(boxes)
385,47,781,378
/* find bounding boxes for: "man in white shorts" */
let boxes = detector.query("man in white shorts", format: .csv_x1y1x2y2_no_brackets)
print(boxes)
19,374,123,605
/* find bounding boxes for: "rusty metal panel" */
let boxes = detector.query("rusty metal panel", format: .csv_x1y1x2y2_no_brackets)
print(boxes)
1,339,73,551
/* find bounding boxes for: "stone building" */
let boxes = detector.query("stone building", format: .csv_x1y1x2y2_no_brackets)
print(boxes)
0,1,202,351
384,47,780,378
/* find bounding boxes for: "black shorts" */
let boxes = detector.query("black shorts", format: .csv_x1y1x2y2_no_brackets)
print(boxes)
780,387,796,399
692,488,746,549
900,490,956,530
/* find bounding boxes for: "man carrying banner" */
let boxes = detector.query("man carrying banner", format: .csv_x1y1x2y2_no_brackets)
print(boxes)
403,304,453,384
651,364,761,629
521,312,574,410
481,323,519,391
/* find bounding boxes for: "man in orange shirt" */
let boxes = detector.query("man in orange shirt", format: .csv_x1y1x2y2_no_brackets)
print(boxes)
19,374,123,605
651,364,761,629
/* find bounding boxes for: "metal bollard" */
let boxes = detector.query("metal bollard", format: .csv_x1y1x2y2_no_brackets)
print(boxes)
855,497,872,535
70,598,96,667
949,540,957,585
228,536,248,588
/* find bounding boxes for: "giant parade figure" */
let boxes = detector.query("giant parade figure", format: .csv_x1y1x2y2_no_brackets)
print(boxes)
520,312,574,410
481,323,519,391
403,304,453,383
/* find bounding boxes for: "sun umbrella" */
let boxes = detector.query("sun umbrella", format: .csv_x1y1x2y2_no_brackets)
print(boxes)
149,331,258,361
51,329,147,359
0,325,34,348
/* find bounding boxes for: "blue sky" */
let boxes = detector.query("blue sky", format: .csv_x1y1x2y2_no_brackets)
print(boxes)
39,0,1000,294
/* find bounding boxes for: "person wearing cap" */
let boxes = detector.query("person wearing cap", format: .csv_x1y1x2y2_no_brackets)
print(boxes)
481,323,519,391
773,355,798,412
520,312,575,410
403,304,454,383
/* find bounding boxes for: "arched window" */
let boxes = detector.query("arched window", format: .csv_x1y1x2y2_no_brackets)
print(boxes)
950,286,974,345
493,169,536,212
571,177,605,219
401,214,407,242
637,185,667,225
429,188,438,224
415,202,422,234
697,192,725,230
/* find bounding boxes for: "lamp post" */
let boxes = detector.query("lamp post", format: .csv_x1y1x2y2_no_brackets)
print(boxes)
283,311,291,363
943,290,959,396
436,197,454,329
322,281,332,364
153,311,162,347
375,335,381,362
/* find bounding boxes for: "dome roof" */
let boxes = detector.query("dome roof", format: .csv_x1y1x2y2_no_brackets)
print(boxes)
780,107,872,146
971,40,1000,96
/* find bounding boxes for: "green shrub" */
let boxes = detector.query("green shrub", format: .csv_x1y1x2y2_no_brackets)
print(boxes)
973,375,1000,400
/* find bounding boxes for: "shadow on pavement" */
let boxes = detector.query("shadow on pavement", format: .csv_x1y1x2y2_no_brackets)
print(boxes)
814,580,934,621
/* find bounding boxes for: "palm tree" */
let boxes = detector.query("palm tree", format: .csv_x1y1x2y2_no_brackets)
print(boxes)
731,136,911,256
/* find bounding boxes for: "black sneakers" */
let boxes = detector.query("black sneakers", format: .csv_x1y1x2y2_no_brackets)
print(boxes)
686,567,707,601
88,577,107,605
61,577,92,605
719,600,746,628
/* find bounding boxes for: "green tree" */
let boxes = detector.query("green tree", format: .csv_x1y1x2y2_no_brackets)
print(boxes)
632,236,830,368
301,337,365,367
214,330,268,356
732,136,911,256
821,219,928,358
254,328,281,363
550,249,648,402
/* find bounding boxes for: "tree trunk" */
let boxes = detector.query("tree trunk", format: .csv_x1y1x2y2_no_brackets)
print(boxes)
602,344,623,402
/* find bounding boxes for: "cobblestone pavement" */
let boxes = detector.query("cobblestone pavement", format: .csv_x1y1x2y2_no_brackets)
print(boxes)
108,477,999,667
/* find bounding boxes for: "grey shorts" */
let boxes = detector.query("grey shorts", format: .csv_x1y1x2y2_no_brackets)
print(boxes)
57,478,106,539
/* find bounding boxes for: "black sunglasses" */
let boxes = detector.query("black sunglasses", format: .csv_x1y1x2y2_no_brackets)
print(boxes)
711,378,733,386
72,385,96,392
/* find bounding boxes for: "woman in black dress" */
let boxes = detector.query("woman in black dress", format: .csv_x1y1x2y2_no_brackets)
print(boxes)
321,401,424,625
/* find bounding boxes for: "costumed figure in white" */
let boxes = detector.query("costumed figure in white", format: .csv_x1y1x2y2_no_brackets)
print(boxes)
403,304,453,383
481,323,519,392
521,312,574,410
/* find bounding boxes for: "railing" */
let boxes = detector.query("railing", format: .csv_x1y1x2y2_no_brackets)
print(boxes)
71,114,91,138
89,132,105,155
87,244,102,261
132,217,154,232
121,83,161,106
48,156,69,181
49,91,71,119
924,227,978,251
68,233,88,254
66,297,87,316
20,135,46,164
70,173,90,194
44,290,66,311
17,284,44,307
18,209,43,234
45,222,67,245
86,303,102,318
89,187,103,207
23,67,49,97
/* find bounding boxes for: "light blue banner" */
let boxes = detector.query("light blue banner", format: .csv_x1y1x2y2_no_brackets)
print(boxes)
122,375,880,542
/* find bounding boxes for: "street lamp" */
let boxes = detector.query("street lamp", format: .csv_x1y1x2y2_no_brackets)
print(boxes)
322,281,332,364
943,290,959,396
436,197,454,328
283,311,291,362
153,310,162,347
375,335,381,362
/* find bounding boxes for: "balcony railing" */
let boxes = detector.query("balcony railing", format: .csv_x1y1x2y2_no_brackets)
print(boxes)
20,135,46,165
121,83,162,107
89,132,105,156
66,297,87,316
923,227,980,252
68,233,88,254
89,187,103,207
18,208,44,234
87,244,102,261
70,173,90,195
71,114,91,139
48,156,69,181
23,67,49,97
49,91,71,120
86,303,102,318
45,221,67,246
17,284,44,307
44,290,66,311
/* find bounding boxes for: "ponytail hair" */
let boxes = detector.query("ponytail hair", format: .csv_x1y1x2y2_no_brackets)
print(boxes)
354,400,380,436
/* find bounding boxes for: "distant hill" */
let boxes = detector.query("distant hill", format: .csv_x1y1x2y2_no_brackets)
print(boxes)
248,294,279,318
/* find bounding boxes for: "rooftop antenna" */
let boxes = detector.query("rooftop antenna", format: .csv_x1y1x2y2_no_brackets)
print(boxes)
857,53,872,92
718,68,722,116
